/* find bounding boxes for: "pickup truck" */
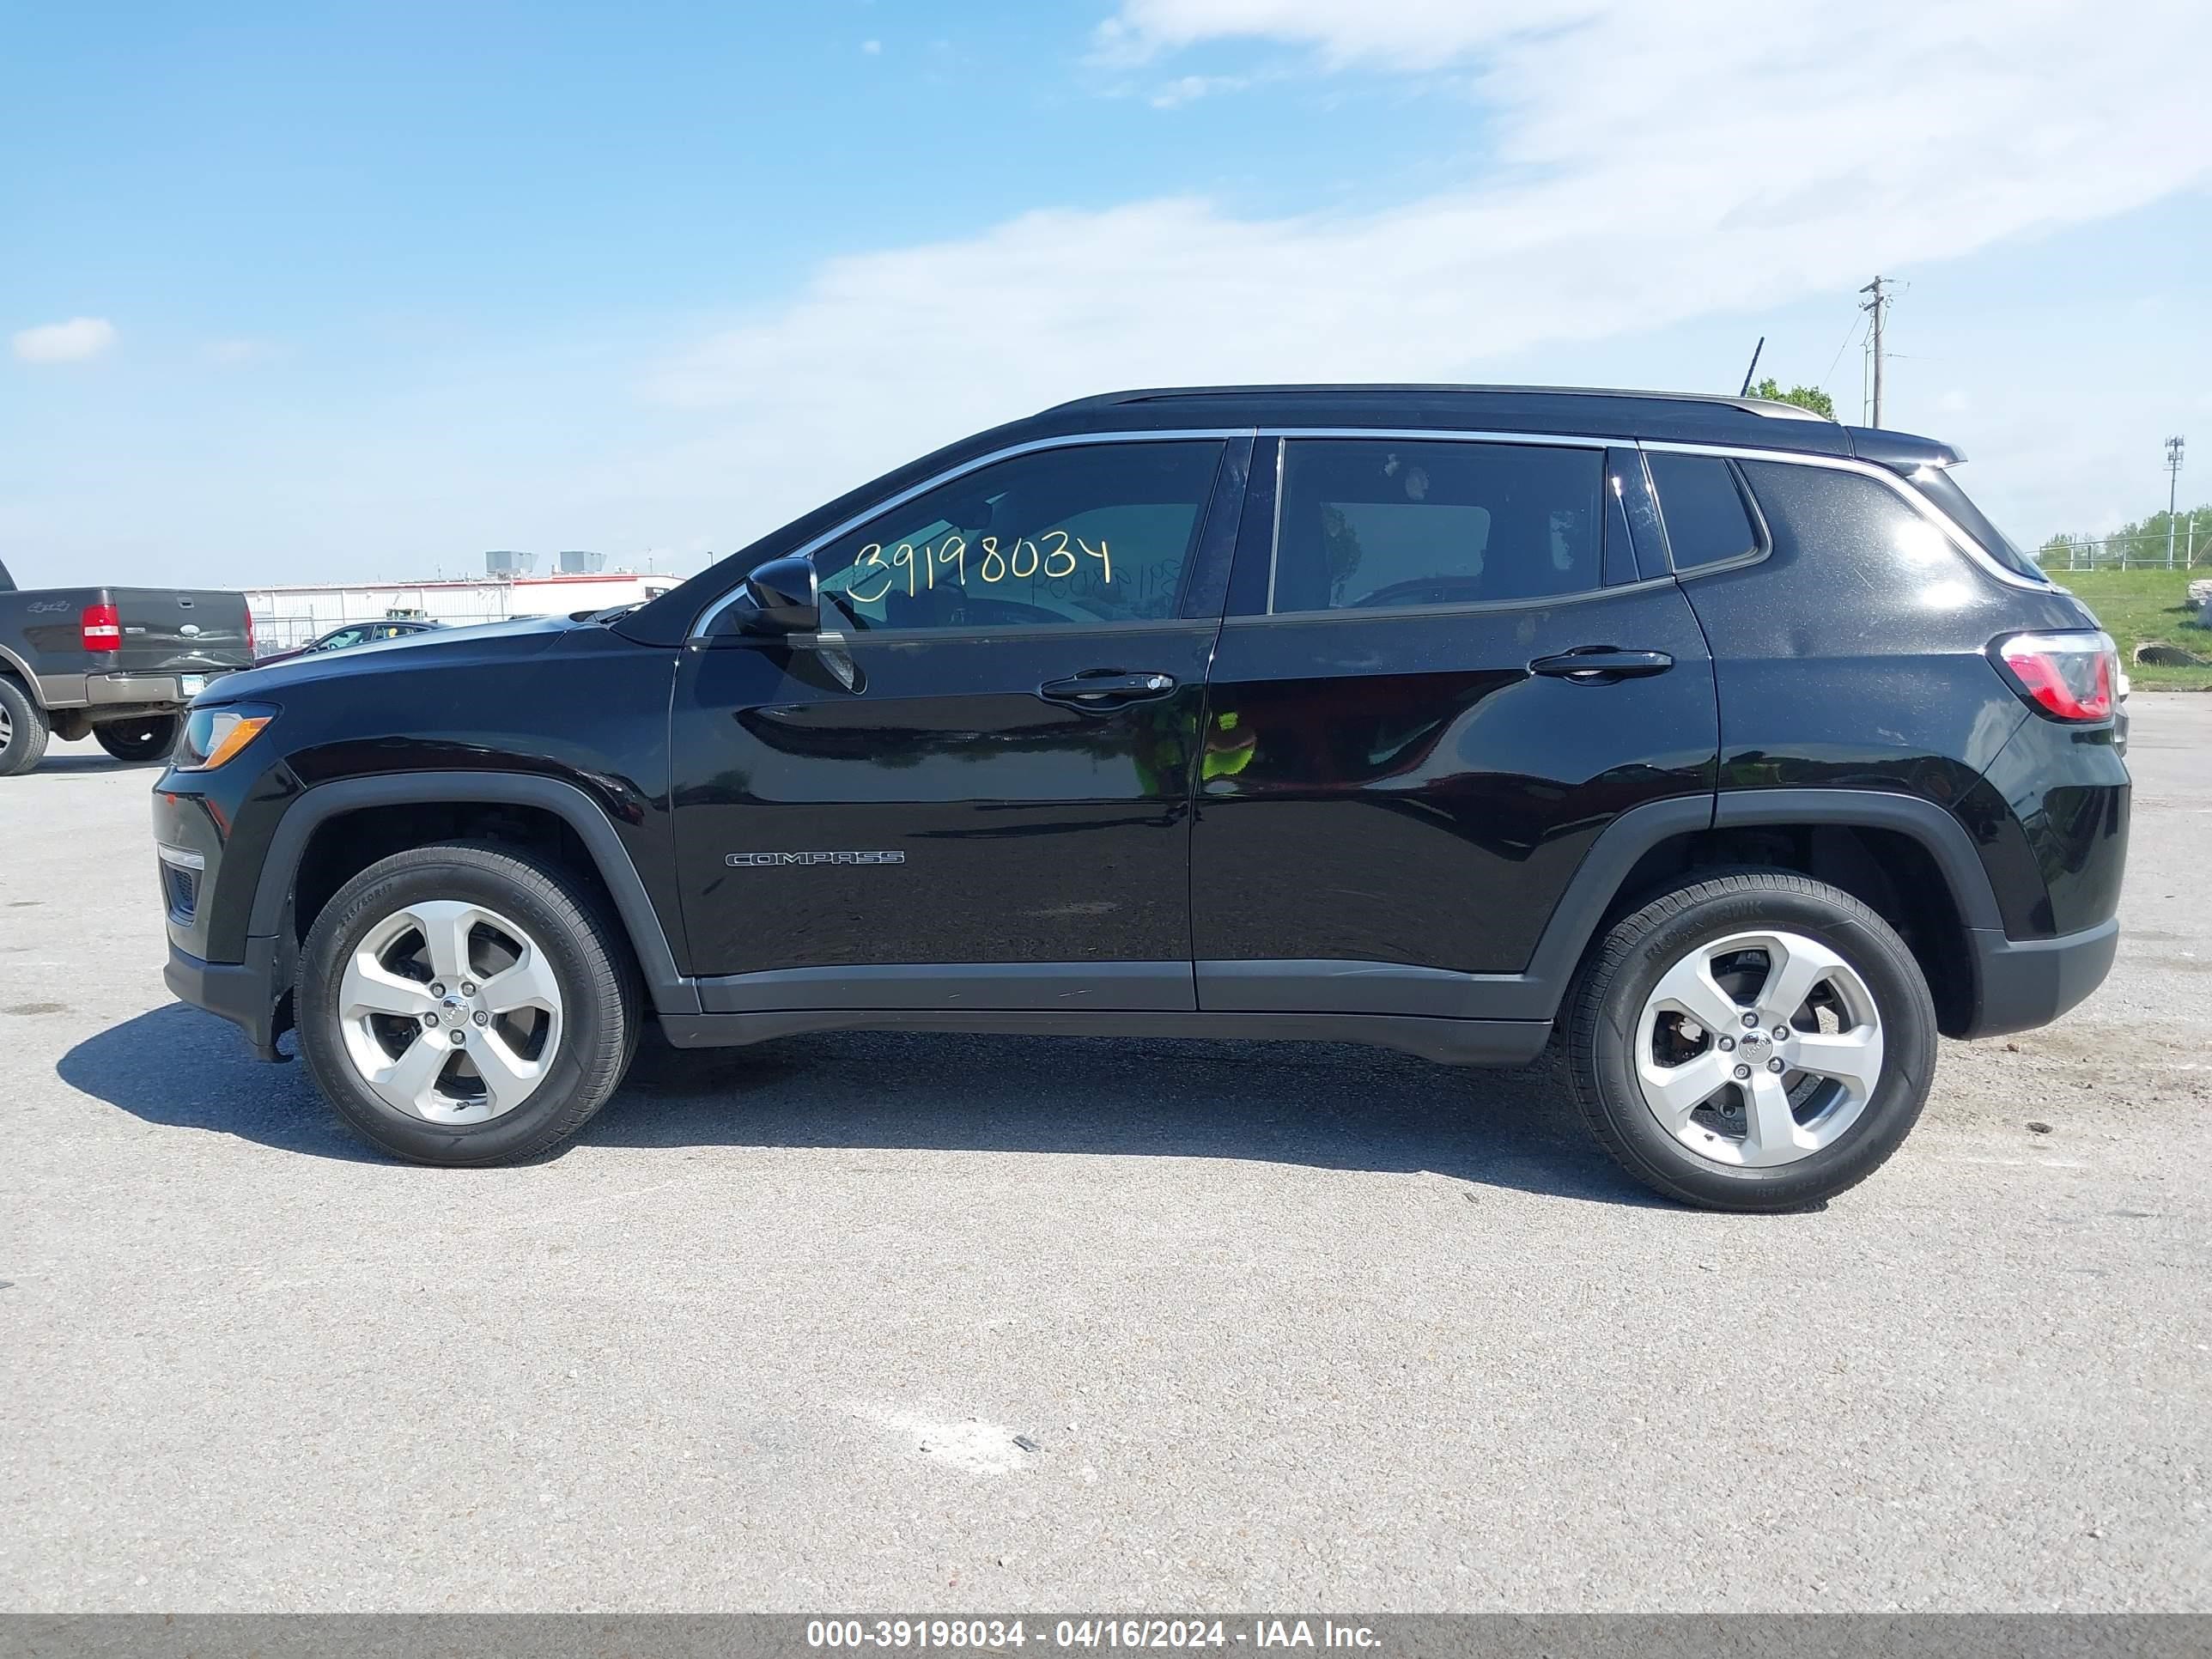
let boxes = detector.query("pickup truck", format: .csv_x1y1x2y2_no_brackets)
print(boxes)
0,557,255,775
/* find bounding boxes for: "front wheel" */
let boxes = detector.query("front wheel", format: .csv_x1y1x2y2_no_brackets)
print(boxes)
297,842,640,1165
1566,871,1936,1212
94,714,181,763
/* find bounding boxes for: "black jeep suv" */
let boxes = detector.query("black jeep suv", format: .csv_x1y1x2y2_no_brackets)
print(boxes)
154,386,2127,1209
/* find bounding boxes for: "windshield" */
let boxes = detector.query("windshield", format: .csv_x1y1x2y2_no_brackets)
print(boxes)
1899,465,2046,582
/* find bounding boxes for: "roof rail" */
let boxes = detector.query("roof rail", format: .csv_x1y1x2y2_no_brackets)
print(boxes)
1039,383,1839,422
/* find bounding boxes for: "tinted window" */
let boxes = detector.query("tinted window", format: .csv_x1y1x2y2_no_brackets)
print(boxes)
815,441,1224,630
1647,453,1761,570
1273,441,1602,611
1900,465,2045,580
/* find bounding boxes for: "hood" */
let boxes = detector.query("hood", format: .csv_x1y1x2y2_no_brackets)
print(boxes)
216,613,575,701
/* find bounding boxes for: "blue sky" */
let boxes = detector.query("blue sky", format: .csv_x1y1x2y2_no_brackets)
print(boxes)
3,0,2207,588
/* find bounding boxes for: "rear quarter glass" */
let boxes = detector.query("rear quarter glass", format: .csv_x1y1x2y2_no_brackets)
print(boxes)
1898,465,2047,581
1686,459,2087,808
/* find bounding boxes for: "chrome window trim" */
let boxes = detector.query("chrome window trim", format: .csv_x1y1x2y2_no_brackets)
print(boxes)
1637,440,2055,592
1221,571,1680,628
787,616,1219,647
689,427,1254,641
1260,427,1612,448
690,422,2049,640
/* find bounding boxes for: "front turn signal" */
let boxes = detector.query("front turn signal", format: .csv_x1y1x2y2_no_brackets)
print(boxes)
173,704,276,772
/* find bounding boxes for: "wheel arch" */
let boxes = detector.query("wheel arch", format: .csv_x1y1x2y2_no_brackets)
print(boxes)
252,772,697,1016
0,644,40,694
1534,788,2003,1037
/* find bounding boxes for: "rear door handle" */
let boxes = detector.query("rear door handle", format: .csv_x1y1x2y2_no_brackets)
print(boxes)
1038,669,1179,709
1528,647,1674,683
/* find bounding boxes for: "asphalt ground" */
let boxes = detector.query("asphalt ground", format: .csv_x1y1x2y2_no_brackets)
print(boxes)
3,699,2206,1612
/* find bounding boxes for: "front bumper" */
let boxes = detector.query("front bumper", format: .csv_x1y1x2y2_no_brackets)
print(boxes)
1962,915,2120,1040
166,939,291,1061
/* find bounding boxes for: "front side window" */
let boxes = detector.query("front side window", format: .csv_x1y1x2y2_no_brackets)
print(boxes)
1272,440,1603,612
317,627,366,651
813,441,1225,631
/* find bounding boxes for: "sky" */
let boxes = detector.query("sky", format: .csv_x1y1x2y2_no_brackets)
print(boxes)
2,0,2208,589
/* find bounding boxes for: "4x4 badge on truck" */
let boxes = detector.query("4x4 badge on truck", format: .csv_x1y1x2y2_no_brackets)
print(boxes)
725,850,906,867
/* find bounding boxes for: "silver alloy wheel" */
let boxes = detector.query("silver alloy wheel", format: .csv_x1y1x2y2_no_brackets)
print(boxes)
0,703,11,749
336,899,564,1124
1633,929,1885,1168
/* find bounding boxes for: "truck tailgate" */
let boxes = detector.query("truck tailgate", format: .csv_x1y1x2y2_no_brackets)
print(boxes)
109,589,254,672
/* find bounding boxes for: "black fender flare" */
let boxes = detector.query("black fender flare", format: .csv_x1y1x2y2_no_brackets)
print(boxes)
1707,787,2003,929
247,770,698,1016
1510,787,2004,1022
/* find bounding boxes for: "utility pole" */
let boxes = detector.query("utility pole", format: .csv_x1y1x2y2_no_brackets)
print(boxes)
2166,435,2185,568
1859,276,1892,428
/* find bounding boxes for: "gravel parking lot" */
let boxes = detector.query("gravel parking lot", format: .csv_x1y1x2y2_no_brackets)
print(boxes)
3,699,2207,1613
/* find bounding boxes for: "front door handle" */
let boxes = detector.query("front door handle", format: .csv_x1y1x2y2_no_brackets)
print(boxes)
1528,647,1674,684
1038,669,1179,710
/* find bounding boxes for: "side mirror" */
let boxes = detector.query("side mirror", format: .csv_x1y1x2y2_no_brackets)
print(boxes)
729,555,820,635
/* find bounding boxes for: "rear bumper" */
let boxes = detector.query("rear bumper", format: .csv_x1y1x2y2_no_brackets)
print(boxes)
1961,916,2120,1040
165,939,290,1061
39,668,245,710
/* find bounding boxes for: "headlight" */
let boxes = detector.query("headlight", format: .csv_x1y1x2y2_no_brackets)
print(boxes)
174,703,276,771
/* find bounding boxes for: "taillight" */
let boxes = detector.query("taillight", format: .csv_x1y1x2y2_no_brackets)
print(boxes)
81,601,122,653
1993,630,2118,723
245,610,255,655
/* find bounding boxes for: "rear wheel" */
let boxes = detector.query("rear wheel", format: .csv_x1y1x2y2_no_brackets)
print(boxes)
1566,871,1936,1212
0,678,51,777
297,842,640,1165
94,714,180,763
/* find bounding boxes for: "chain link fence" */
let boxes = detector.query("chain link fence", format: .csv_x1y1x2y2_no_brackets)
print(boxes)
2037,528,2206,572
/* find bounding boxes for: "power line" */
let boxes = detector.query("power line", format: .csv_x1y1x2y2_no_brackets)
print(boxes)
1821,311,1866,391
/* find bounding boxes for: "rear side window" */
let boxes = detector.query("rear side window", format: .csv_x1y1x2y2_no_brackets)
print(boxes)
1273,440,1603,611
1646,453,1762,571
1899,465,2046,581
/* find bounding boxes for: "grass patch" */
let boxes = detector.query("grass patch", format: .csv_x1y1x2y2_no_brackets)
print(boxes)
2037,564,2212,690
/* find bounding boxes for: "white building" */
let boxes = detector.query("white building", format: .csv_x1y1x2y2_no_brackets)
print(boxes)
246,561,687,656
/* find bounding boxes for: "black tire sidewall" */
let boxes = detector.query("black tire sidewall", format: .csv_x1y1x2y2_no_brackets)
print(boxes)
94,715,180,763
0,678,50,775
1579,881,1936,1210
298,850,629,1165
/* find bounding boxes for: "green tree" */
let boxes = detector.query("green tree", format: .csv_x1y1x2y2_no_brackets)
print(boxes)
1747,377,1836,418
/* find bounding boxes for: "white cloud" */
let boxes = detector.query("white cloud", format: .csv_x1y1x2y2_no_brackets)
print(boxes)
1097,0,1562,69
861,38,882,55
639,1,2210,536
1150,72,1248,107
11,317,118,363
202,337,279,367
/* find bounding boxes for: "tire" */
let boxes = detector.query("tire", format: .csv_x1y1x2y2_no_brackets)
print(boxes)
1565,870,1936,1212
296,841,641,1165
0,677,51,777
94,714,181,764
